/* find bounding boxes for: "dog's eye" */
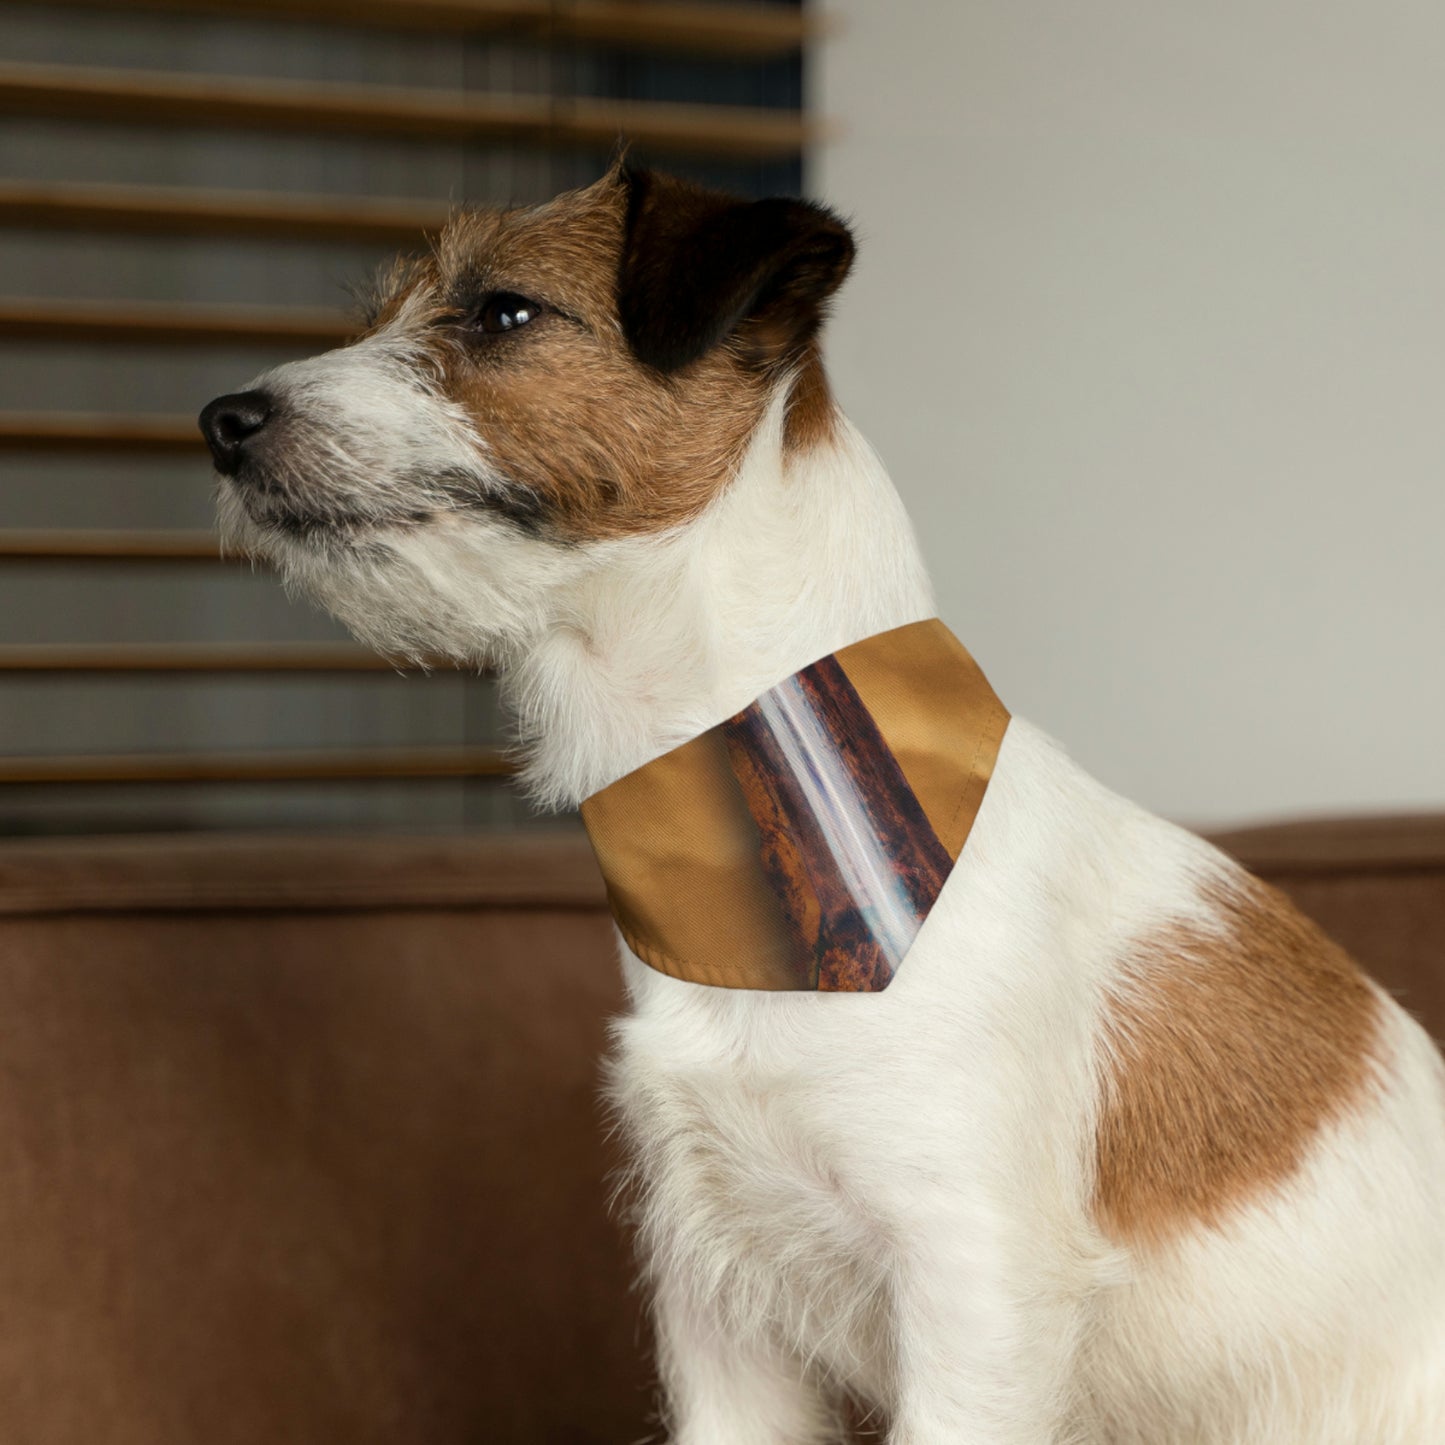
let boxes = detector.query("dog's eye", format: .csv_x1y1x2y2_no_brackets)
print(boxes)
474,292,542,335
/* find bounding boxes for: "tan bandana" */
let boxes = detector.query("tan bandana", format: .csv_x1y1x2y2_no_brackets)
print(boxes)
579,619,1009,992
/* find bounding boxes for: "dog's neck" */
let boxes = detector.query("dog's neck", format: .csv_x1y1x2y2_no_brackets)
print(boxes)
505,391,937,809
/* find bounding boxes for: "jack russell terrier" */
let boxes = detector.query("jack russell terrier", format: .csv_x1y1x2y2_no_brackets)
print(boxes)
200,164,1445,1444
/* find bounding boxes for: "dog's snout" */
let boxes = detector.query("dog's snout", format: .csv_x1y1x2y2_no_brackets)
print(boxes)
199,390,273,475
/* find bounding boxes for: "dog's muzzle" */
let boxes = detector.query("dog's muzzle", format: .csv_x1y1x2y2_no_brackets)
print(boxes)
199,390,274,476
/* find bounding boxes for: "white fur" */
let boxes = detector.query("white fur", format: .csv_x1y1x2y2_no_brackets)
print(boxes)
219,348,1445,1442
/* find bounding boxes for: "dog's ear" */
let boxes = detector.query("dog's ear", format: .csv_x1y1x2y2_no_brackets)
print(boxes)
618,166,855,376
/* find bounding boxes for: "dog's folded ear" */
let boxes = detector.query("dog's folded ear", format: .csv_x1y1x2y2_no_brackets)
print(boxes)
618,166,855,376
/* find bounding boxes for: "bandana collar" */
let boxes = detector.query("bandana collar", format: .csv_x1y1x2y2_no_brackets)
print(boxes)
579,619,1009,992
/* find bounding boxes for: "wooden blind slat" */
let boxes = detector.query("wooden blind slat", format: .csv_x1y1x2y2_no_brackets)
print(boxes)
0,530,227,561
0,298,353,348
0,643,420,672
0,62,818,161
0,746,513,784
20,0,815,58
0,412,201,452
0,180,449,244
563,0,815,57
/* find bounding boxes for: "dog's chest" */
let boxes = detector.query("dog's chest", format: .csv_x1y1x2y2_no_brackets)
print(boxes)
611,991,895,1386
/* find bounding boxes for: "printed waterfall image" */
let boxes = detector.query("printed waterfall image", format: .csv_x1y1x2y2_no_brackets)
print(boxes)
723,655,953,991
578,619,1008,993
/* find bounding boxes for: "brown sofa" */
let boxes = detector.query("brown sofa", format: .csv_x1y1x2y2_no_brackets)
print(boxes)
0,818,1440,1443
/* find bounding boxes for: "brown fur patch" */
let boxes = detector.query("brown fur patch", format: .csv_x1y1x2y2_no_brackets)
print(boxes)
361,170,850,541
1094,872,1382,1247
783,342,839,453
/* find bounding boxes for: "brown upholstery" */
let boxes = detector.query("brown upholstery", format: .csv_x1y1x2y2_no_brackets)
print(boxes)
0,832,649,1445
0,818,1440,1442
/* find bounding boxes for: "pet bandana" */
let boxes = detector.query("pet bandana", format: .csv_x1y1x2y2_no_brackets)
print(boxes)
579,619,1009,992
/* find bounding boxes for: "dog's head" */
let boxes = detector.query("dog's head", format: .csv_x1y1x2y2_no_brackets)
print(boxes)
200,166,854,663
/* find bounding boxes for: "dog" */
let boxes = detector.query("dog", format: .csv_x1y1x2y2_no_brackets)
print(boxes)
200,163,1445,1443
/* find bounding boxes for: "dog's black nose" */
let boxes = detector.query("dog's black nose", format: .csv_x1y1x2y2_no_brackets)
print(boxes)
199,390,273,475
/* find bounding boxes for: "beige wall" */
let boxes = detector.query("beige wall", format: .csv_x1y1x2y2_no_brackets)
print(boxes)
813,1,1445,827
